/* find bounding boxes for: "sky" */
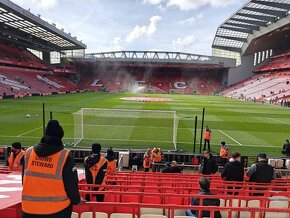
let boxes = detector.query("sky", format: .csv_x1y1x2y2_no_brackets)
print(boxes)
12,0,248,55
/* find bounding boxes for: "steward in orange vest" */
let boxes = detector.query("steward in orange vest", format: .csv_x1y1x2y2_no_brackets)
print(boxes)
151,148,163,172
8,142,24,172
219,142,229,166
105,148,117,175
143,154,151,172
22,120,81,218
84,143,107,202
203,126,212,152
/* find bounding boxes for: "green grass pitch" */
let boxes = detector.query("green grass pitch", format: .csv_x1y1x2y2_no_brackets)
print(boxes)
0,92,289,157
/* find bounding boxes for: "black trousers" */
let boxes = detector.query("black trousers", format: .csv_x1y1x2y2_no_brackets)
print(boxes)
203,139,211,151
152,162,161,172
144,168,150,172
86,193,104,202
86,187,105,202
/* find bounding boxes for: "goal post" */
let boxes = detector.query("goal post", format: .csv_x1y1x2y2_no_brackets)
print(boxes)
73,108,178,150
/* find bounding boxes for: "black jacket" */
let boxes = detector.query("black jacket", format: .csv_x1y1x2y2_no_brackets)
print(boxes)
22,136,81,218
170,166,183,173
221,160,244,181
201,154,218,175
283,142,290,155
161,166,183,173
84,153,107,187
248,161,274,183
161,167,171,173
191,189,222,218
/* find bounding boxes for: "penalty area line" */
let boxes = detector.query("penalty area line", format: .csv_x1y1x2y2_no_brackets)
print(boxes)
218,130,242,146
267,117,290,125
17,126,43,137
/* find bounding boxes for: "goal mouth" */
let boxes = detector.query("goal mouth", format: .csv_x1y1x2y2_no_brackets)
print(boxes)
73,108,178,151
121,97,171,102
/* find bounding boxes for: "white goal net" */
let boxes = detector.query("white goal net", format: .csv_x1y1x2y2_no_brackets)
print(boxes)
73,108,178,150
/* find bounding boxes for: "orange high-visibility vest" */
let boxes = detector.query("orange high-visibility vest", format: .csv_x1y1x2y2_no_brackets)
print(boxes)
106,159,117,175
153,149,162,163
22,147,70,215
143,157,151,168
203,131,211,140
8,150,24,171
220,147,229,158
85,156,107,190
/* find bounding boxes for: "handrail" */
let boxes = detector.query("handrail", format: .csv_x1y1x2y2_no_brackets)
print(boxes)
75,201,290,218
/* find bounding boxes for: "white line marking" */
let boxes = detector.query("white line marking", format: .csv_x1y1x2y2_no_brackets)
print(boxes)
17,126,42,137
267,117,290,125
218,130,242,146
0,109,14,114
0,134,278,147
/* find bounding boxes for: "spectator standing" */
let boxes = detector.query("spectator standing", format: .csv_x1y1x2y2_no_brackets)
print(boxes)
151,148,163,172
143,153,151,172
8,142,24,172
203,126,212,151
84,143,107,202
221,152,244,182
189,177,221,218
22,120,81,218
219,142,229,166
282,140,290,156
200,151,218,175
105,148,117,175
246,153,274,183
131,155,141,172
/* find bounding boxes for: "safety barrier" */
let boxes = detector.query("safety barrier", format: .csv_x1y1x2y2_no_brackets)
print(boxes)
73,196,290,218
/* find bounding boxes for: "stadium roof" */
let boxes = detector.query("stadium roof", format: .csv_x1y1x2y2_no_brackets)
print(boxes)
81,51,236,68
212,0,290,54
85,51,213,61
0,0,86,51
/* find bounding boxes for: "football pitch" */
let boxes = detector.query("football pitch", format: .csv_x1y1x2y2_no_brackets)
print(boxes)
0,92,289,157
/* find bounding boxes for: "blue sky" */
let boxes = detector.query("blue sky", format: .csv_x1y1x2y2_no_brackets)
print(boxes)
13,0,247,55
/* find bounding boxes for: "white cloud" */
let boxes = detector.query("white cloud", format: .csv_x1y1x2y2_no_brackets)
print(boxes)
36,0,57,9
177,13,203,25
110,37,123,51
172,35,197,51
13,0,57,9
167,0,237,11
125,16,162,43
143,0,164,5
42,16,66,30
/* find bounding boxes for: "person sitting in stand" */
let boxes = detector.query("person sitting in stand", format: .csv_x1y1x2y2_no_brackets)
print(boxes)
170,161,184,173
161,162,171,173
186,177,221,218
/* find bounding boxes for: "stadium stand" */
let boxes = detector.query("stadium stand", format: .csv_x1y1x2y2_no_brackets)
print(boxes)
222,71,290,102
254,50,290,73
0,43,47,69
72,172,290,218
0,42,80,96
80,69,224,95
